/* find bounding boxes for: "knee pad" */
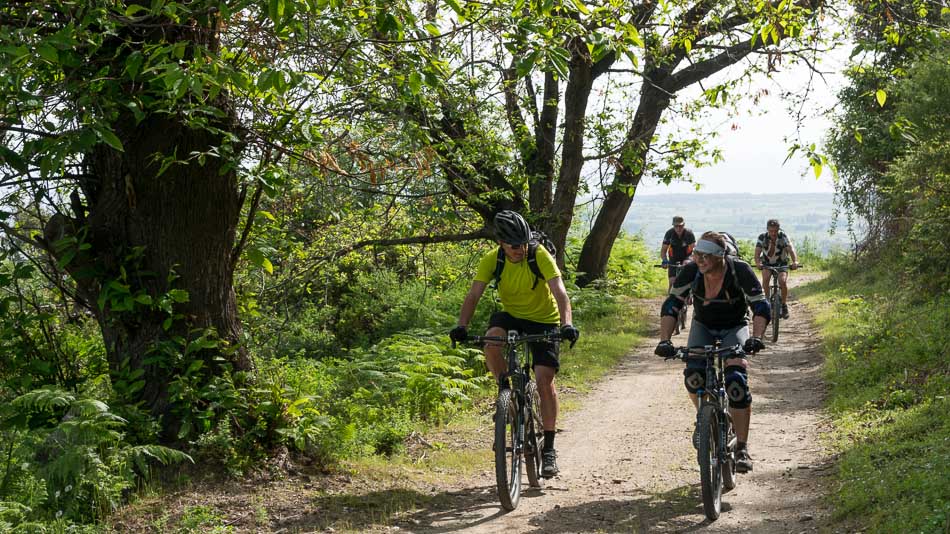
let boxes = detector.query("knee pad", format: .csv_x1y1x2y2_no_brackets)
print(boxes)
683,368,705,394
725,365,752,408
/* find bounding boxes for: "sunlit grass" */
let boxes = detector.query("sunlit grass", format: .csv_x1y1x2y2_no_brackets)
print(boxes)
799,260,950,534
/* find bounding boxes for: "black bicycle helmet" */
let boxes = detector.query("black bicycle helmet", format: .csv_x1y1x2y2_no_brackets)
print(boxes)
493,210,531,245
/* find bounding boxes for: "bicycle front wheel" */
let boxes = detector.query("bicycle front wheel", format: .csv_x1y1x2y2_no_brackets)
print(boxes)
494,388,522,511
770,292,781,343
523,381,543,488
722,413,737,491
698,404,722,521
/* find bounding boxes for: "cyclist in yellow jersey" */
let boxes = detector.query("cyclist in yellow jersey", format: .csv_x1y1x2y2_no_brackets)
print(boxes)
450,211,579,478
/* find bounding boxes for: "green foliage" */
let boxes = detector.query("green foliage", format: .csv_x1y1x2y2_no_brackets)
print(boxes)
801,258,950,533
0,387,191,525
597,232,666,298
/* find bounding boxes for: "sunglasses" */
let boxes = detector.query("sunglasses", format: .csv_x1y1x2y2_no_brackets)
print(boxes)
692,251,717,262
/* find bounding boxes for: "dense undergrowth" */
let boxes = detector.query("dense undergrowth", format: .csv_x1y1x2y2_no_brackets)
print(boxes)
0,229,664,531
799,257,949,534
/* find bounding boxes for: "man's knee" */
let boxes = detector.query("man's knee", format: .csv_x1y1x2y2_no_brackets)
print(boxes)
725,365,752,408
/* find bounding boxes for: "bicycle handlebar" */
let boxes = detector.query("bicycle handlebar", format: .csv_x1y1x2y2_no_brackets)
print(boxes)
453,330,568,349
663,344,747,362
654,262,687,268
757,263,802,273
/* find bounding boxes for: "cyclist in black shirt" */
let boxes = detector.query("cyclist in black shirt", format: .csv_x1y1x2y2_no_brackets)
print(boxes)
661,215,696,290
654,231,771,473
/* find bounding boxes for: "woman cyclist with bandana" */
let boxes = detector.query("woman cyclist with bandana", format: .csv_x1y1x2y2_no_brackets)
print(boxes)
654,231,771,473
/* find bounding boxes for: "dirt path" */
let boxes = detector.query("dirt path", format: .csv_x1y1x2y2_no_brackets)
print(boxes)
407,276,835,534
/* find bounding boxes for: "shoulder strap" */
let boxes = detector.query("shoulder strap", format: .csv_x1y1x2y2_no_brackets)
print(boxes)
526,243,543,289
492,247,505,289
692,258,745,305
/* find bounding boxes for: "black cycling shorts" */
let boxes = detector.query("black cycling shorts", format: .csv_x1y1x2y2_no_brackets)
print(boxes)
487,311,560,371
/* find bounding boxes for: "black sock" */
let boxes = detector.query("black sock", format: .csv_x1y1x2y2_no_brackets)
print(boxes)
544,431,556,451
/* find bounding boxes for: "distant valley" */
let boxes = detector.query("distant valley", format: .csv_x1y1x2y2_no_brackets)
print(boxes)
619,192,855,255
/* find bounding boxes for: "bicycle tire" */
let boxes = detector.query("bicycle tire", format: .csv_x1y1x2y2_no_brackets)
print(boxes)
679,304,688,332
698,404,722,521
722,413,737,491
494,389,522,511
523,381,543,488
770,291,781,343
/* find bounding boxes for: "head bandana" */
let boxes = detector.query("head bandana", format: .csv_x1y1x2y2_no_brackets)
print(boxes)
694,239,725,257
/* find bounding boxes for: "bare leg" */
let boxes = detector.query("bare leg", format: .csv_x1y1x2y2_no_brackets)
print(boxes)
534,365,558,432
779,272,789,303
483,326,507,382
730,406,750,442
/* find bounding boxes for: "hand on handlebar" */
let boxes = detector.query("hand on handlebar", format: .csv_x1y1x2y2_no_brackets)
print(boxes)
743,336,765,354
560,324,580,348
654,340,676,359
449,325,468,347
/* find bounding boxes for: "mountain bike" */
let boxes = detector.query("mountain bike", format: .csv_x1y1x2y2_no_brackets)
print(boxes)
454,329,565,511
662,341,752,521
759,264,800,342
655,262,690,335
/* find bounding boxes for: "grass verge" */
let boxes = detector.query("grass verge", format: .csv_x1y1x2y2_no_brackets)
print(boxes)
797,260,950,534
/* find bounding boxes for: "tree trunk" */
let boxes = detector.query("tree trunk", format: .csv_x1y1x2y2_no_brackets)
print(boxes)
41,8,250,442
548,41,595,269
576,83,671,286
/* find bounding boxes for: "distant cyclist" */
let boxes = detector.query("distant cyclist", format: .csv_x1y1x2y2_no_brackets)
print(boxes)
661,215,696,290
450,210,579,479
754,219,799,319
654,231,771,473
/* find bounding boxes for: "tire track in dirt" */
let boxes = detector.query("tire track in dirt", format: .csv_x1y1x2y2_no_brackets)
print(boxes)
411,276,835,534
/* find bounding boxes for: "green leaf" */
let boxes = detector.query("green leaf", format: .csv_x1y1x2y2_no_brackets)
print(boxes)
269,0,286,22
408,71,422,95
167,289,190,303
444,0,464,17
570,0,591,15
875,89,886,107
424,23,440,36
96,127,125,152
125,4,149,16
36,44,58,63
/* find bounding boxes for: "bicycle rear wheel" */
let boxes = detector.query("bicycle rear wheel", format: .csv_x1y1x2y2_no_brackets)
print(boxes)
697,404,722,520
770,291,781,343
524,381,543,488
494,388,522,511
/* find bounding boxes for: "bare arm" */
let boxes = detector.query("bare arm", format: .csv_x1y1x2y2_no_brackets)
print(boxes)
788,242,799,265
547,276,573,326
457,281,487,327
660,243,671,262
753,246,763,267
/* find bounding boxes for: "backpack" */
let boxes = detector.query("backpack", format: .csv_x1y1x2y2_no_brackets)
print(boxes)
493,230,557,290
718,231,741,259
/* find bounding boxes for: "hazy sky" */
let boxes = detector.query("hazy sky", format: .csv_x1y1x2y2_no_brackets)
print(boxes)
637,43,851,196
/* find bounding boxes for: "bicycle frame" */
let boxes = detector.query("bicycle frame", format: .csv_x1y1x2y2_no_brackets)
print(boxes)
761,264,793,342
668,342,745,520
462,329,562,510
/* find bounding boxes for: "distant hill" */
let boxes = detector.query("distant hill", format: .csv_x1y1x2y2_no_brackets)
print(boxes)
620,193,854,255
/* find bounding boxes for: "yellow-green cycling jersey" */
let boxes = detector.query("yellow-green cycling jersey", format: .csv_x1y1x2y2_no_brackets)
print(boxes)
473,246,561,324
